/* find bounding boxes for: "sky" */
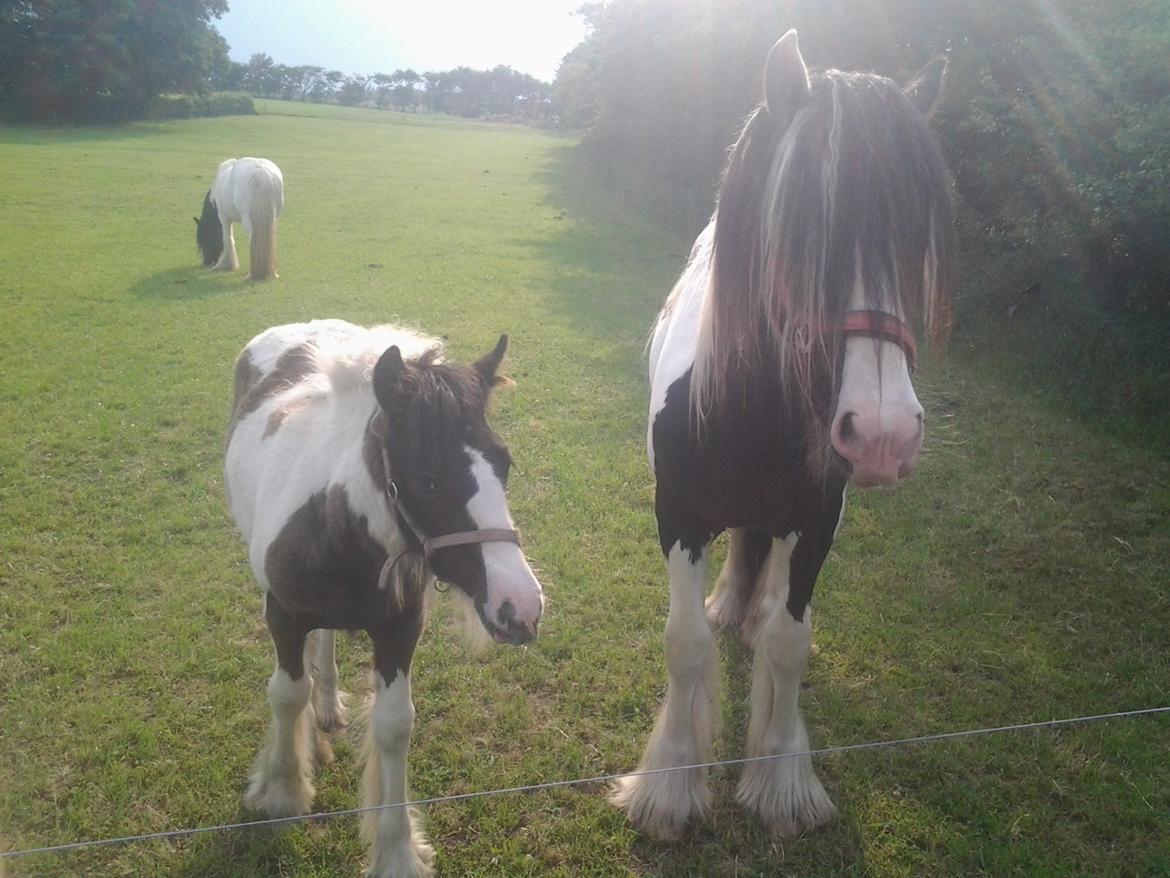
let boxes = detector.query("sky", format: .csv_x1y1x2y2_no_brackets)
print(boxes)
213,0,591,83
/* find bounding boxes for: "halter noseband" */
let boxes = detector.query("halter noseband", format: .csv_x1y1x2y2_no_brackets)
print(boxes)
841,310,917,370
368,415,520,592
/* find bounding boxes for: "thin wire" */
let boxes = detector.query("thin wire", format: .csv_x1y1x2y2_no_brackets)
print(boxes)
3,705,1167,860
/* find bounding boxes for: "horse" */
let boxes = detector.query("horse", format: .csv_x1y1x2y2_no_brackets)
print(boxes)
225,319,543,877
195,157,284,281
610,31,953,839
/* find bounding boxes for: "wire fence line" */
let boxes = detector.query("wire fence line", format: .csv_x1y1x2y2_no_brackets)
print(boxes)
3,705,1168,861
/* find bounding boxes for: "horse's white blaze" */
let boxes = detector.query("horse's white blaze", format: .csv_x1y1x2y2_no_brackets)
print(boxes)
647,222,712,471
363,672,434,878
465,449,543,635
831,275,924,486
609,542,717,839
227,320,437,591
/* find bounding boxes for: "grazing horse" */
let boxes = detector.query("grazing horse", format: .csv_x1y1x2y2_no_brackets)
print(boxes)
611,31,953,839
195,157,283,281
226,319,543,877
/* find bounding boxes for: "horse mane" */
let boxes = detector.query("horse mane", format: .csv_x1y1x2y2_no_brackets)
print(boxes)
691,68,954,465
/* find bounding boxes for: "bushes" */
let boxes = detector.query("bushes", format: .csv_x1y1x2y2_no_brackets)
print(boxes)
553,0,1170,441
148,92,255,120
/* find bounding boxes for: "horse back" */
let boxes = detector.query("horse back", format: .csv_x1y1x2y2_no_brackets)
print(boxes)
224,321,433,594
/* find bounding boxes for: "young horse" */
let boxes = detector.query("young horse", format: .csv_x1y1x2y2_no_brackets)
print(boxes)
195,157,284,281
225,319,543,877
611,31,952,838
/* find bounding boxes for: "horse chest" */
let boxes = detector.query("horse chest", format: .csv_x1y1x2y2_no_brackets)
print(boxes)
261,484,395,629
651,368,812,539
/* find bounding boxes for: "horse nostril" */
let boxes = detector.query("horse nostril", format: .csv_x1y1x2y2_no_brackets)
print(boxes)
497,600,516,626
839,412,857,443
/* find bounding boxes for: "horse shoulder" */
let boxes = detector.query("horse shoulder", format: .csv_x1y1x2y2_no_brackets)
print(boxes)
648,226,713,470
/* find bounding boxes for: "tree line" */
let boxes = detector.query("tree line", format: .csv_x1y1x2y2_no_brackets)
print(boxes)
215,53,552,120
0,1,550,123
553,0,1170,331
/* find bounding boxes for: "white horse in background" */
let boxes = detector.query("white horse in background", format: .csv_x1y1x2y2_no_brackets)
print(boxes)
195,157,284,281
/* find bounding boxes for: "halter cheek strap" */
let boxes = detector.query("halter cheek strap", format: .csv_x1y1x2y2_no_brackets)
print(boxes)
369,416,521,592
841,310,918,371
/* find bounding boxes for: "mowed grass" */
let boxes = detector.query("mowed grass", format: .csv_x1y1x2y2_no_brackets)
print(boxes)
1,102,1167,877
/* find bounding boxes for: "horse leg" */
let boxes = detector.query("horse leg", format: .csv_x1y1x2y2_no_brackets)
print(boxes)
244,593,324,817
362,601,433,878
706,526,770,632
310,629,349,732
738,511,841,835
611,542,717,839
215,218,239,271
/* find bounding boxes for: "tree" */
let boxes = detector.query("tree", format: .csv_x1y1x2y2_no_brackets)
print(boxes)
0,0,229,120
552,0,1170,321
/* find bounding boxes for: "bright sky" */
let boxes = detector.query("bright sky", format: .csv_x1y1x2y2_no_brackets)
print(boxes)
213,0,590,83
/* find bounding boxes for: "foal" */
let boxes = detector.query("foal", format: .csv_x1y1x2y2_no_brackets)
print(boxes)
226,319,543,877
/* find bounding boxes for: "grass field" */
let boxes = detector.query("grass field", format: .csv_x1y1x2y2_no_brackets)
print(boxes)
1,101,1168,877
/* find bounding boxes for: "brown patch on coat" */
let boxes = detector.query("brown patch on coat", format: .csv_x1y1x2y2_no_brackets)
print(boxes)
263,397,311,439
263,484,425,635
227,343,317,443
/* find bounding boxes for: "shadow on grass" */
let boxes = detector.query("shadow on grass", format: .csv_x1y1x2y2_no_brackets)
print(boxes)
163,817,324,878
131,265,248,301
521,142,704,343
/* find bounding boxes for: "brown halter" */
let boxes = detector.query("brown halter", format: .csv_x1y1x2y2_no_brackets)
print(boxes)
368,414,520,592
841,310,917,370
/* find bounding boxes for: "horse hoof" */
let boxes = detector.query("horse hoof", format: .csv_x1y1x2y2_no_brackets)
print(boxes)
244,774,315,819
609,770,709,840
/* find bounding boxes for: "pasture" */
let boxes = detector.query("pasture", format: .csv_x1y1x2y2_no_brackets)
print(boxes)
1,102,1168,876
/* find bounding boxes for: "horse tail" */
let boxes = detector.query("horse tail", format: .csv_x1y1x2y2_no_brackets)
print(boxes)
248,170,280,281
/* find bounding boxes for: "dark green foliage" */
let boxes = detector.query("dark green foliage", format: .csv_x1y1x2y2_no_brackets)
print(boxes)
224,53,553,122
553,0,1170,440
0,0,229,122
147,90,254,120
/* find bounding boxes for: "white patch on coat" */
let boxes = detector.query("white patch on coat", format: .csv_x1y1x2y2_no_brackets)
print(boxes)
226,319,438,592
646,221,714,472
211,157,284,234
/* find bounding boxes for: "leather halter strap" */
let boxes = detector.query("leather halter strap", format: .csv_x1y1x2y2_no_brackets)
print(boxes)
841,310,917,370
368,415,520,589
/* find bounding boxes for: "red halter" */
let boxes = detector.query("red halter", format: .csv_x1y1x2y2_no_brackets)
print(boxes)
841,310,917,370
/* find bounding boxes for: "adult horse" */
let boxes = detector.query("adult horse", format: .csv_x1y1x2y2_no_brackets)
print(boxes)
226,319,543,877
611,31,952,838
196,157,283,281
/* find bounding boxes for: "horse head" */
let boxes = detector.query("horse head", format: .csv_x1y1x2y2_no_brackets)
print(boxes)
705,30,953,487
370,335,543,644
195,191,223,266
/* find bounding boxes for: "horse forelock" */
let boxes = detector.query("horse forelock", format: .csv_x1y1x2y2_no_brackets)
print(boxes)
694,68,954,472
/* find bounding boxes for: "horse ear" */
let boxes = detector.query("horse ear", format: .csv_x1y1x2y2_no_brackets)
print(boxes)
474,334,512,388
904,56,948,118
763,29,811,120
372,345,406,410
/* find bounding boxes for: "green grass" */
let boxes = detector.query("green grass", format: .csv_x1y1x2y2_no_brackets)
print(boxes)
1,104,1168,877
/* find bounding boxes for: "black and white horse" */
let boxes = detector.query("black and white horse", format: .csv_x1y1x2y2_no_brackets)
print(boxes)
611,32,953,838
225,319,543,877
196,157,283,281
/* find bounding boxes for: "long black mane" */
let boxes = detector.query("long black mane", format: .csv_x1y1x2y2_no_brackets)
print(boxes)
694,68,954,472
195,191,223,266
